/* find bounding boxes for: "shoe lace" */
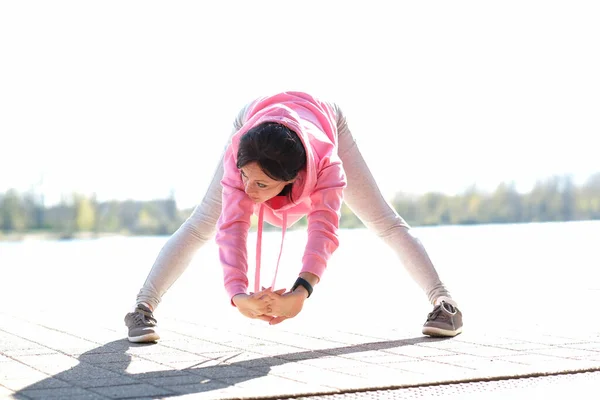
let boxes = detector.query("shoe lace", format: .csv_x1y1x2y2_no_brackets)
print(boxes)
426,302,456,321
427,304,443,321
132,307,157,327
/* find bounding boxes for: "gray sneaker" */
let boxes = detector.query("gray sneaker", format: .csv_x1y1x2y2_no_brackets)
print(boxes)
124,304,160,343
422,301,463,337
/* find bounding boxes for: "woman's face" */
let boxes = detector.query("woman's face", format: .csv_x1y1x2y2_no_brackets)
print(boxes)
239,162,294,203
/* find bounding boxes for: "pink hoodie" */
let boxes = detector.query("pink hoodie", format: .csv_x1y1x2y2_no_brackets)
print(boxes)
215,92,347,301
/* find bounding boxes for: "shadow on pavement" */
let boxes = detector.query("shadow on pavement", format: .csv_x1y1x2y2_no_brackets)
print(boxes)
14,335,448,398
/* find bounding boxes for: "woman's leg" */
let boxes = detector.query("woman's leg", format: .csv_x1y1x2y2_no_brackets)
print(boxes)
126,107,249,343
125,158,224,342
332,103,454,306
135,159,224,311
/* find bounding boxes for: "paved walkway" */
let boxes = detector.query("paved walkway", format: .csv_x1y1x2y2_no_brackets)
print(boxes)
2,307,600,399
1,226,599,398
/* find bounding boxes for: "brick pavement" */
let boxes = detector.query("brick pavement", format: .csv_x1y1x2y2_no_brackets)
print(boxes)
2,304,600,399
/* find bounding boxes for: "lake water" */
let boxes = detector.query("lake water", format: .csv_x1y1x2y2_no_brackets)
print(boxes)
1,220,599,333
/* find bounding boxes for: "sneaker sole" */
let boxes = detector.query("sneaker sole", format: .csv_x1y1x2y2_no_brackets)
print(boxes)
128,333,160,343
422,326,463,337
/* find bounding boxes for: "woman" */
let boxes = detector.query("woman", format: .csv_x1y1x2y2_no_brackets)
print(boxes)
125,91,463,342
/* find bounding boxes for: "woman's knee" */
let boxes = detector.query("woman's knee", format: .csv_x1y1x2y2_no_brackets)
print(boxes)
364,213,411,239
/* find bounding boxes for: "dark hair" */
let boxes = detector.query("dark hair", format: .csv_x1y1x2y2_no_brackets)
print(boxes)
236,122,306,200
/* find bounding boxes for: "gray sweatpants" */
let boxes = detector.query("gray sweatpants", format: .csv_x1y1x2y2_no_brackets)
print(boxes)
136,103,452,310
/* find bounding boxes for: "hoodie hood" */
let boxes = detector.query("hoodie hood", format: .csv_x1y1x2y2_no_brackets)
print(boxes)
229,91,338,219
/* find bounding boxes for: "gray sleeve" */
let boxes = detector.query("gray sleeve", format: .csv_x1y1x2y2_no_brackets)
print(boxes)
233,102,251,132
323,101,347,135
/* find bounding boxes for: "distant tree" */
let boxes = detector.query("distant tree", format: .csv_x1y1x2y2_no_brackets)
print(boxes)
455,185,483,224
135,207,161,235
418,192,450,225
3,171,600,239
96,201,123,233
559,175,576,221
487,182,522,223
56,194,76,237
166,189,177,221
0,189,28,232
580,173,600,219
75,194,96,232
340,203,364,228
392,192,419,226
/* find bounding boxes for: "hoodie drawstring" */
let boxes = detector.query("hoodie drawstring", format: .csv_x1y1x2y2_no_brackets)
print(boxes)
254,204,287,293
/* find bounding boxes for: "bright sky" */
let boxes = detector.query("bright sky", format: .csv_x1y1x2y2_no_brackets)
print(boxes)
1,1,599,208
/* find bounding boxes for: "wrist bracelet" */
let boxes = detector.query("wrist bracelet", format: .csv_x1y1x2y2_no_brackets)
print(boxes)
292,277,313,298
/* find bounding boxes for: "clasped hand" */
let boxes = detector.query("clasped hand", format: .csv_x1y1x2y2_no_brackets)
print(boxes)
232,287,306,325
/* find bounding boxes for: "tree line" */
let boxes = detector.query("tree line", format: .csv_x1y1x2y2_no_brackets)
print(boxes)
1,173,599,239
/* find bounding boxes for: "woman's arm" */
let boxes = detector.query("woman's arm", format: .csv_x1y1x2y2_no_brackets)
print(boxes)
302,159,347,280
215,145,255,302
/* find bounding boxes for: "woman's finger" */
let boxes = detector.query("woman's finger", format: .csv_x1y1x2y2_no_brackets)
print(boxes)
257,293,275,302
